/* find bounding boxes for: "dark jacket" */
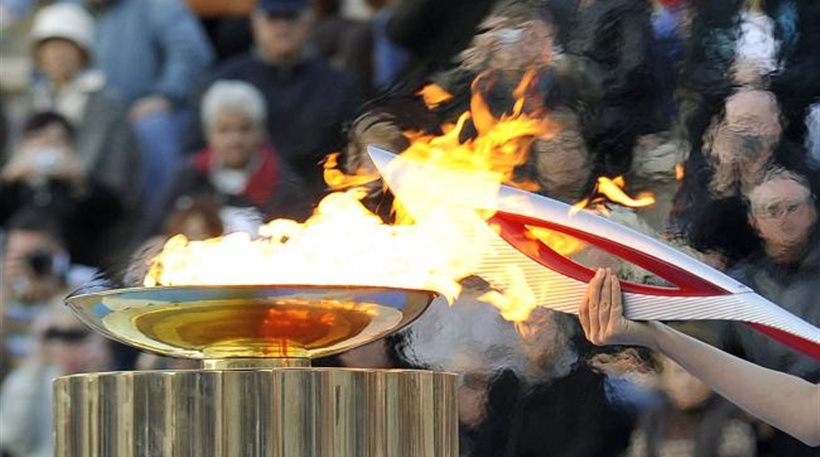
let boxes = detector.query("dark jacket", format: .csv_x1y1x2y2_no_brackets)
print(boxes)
468,365,635,457
725,227,820,383
185,54,361,197
0,178,124,267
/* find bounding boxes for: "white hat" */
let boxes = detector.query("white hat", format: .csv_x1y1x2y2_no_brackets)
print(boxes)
31,3,94,52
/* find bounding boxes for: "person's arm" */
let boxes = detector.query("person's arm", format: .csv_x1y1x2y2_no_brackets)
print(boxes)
579,268,820,446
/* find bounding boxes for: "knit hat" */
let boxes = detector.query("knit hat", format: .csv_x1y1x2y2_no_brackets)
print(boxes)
31,3,94,52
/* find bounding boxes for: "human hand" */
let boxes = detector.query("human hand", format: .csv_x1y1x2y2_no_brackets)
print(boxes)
129,95,172,121
1,145,84,186
578,268,656,348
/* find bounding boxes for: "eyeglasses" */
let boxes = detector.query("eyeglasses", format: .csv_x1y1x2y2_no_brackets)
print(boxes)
42,327,91,343
753,199,810,219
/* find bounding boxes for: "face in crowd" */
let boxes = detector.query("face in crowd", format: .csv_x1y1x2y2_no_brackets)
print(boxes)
207,110,265,169
252,8,313,64
33,304,112,375
36,38,87,86
1,227,66,304
708,90,782,196
748,177,817,263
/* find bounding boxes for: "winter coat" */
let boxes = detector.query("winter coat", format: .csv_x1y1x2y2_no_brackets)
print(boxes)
721,228,820,457
468,365,636,457
724,227,820,383
92,0,214,105
29,70,142,207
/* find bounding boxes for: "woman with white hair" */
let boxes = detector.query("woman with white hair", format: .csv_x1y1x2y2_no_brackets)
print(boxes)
146,80,307,236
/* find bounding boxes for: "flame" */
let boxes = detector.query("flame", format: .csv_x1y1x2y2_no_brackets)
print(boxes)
675,163,685,182
322,152,378,190
145,69,555,320
571,176,656,214
417,83,454,110
525,226,585,257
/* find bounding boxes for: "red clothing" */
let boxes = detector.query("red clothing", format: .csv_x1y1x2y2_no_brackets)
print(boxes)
193,144,281,209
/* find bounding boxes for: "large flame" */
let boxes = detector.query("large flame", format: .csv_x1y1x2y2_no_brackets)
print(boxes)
144,69,666,324
145,70,555,313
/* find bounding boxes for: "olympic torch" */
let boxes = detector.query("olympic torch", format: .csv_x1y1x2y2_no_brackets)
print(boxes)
368,146,820,360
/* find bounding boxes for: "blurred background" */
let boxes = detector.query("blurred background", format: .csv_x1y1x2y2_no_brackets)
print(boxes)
0,0,818,456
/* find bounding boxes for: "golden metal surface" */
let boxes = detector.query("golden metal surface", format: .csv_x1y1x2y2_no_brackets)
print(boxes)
65,285,436,359
200,358,311,370
54,368,458,457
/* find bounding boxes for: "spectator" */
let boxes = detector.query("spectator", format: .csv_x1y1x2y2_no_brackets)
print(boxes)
725,168,819,381
186,0,255,62
185,0,361,199
0,302,114,457
625,345,757,457
163,196,224,241
723,167,819,457
705,89,782,198
146,81,307,238
469,310,637,457
670,88,808,264
567,0,656,175
28,3,141,207
83,0,214,210
0,112,124,267
0,210,70,374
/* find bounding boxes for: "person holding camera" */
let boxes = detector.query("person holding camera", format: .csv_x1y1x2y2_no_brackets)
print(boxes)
0,210,72,377
27,3,141,208
0,300,113,457
0,112,124,268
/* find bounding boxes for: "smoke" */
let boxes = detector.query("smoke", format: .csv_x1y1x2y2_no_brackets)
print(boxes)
399,280,578,384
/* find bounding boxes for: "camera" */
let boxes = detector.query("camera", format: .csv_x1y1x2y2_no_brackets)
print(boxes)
25,248,56,278
30,147,62,177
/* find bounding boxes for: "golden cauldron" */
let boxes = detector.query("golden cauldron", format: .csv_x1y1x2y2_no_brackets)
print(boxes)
54,285,458,457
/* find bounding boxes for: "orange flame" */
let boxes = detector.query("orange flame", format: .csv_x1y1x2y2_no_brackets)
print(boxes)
417,83,454,110
322,152,379,190
675,163,685,182
571,176,656,215
145,69,555,320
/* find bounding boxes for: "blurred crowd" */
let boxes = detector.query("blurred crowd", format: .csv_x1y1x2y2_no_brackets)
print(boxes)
0,0,818,456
